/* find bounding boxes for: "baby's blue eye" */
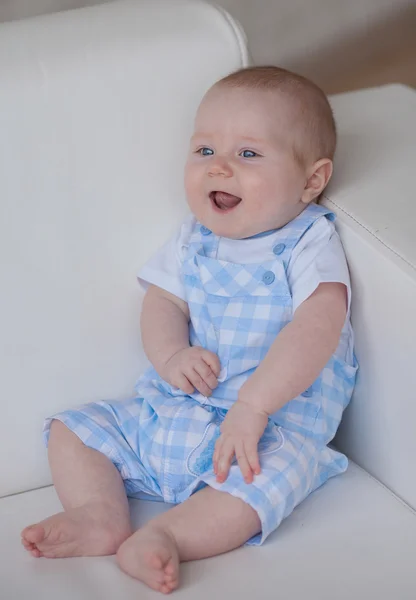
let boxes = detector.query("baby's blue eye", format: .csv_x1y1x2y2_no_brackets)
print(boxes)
198,147,214,156
240,150,258,158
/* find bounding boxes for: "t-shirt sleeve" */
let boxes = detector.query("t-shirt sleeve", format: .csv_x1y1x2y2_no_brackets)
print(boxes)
287,216,352,314
137,216,195,302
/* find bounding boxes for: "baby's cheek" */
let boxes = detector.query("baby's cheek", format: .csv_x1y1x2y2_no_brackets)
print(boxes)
247,183,269,212
184,165,202,200
244,170,272,200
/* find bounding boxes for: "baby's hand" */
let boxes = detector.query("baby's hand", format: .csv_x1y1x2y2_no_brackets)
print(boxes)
214,400,268,484
163,347,220,397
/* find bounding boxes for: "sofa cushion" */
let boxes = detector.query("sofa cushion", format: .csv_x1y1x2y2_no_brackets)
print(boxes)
2,461,416,599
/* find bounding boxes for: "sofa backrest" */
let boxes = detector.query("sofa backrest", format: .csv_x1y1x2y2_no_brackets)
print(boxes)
0,0,248,496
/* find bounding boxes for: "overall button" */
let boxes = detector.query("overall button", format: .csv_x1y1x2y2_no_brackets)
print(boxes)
262,271,275,285
200,225,211,236
273,243,285,256
302,387,313,397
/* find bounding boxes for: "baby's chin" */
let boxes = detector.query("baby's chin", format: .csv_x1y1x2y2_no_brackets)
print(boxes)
202,219,262,240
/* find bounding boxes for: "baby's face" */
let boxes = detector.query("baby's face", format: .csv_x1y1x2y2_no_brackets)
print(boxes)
184,86,311,239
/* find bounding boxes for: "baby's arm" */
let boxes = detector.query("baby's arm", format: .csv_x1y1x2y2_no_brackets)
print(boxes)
240,281,347,414
141,284,220,397
214,281,347,483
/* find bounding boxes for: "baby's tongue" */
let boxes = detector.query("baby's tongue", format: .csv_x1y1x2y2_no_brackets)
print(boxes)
214,191,241,210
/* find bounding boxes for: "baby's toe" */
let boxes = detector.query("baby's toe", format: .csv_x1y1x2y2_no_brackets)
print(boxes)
160,583,175,595
22,525,45,545
164,560,175,576
21,536,42,557
162,566,178,591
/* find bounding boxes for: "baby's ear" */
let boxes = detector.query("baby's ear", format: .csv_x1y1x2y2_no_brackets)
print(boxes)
301,158,333,204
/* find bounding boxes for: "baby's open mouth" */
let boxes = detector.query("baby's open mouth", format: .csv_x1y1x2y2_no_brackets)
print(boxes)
209,191,242,211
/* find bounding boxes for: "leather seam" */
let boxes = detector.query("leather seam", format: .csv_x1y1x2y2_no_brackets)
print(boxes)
322,195,416,272
211,3,251,67
352,462,416,517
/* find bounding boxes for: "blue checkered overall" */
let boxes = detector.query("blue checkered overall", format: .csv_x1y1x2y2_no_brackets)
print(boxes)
44,203,357,545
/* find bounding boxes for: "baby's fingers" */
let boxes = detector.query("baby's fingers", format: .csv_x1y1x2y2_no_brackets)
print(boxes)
215,437,235,483
213,439,220,476
187,369,212,397
245,440,261,477
235,442,254,484
173,373,194,395
194,359,218,392
201,350,221,378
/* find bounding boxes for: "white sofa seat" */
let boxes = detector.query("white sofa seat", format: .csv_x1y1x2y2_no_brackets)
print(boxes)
2,463,416,599
1,1,415,598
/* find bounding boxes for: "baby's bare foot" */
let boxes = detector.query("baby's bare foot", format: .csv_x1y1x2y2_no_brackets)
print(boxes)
21,503,130,559
117,526,180,595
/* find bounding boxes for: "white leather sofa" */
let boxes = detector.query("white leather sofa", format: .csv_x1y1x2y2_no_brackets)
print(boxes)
1,1,415,598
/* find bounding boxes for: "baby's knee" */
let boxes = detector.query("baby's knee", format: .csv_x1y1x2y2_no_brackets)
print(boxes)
48,419,82,452
49,418,69,436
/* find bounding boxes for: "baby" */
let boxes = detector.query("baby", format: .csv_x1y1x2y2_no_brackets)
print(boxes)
21,66,357,594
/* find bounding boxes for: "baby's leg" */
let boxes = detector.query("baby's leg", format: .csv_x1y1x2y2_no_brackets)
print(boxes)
116,486,260,594
21,420,131,558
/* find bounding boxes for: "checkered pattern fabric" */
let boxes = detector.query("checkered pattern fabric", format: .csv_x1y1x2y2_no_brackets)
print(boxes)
44,203,357,545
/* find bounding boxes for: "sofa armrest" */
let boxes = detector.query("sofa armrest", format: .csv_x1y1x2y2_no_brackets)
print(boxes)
323,84,416,509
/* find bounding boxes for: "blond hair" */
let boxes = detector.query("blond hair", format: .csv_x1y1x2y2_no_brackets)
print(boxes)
217,66,336,166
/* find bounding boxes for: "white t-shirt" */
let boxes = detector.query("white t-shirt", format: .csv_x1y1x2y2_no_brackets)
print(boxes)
138,214,352,315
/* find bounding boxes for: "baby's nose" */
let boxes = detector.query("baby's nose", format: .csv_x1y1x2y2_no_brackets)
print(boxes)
208,158,233,177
